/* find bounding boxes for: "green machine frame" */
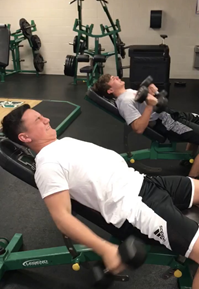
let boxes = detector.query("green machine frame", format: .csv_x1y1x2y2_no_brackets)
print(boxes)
0,226,195,288
65,0,127,87
72,19,122,86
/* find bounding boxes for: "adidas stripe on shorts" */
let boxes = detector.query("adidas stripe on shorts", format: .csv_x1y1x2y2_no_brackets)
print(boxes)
127,176,199,258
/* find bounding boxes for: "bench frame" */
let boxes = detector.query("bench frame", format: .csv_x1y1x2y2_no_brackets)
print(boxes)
0,231,194,288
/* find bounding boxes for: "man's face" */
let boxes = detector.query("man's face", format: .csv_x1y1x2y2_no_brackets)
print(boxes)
18,109,56,145
107,76,125,94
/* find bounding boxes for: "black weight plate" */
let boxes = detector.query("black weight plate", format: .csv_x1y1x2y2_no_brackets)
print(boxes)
34,53,44,72
117,57,123,79
64,55,76,77
73,36,78,54
31,35,41,51
19,18,32,39
80,40,87,54
120,45,126,59
117,38,126,59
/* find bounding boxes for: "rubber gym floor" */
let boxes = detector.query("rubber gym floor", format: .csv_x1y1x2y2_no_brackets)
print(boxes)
0,74,199,289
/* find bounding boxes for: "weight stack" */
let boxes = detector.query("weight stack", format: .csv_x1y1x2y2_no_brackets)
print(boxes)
128,45,171,97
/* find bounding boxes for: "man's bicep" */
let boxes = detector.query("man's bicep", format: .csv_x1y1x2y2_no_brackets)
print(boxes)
44,190,72,223
120,102,141,125
35,163,69,199
130,118,140,131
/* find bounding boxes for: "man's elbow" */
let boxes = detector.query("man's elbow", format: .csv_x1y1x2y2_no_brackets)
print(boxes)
131,123,144,134
136,129,144,134
51,210,71,231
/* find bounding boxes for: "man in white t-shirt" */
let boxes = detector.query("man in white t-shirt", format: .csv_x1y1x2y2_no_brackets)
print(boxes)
93,74,199,178
2,104,199,288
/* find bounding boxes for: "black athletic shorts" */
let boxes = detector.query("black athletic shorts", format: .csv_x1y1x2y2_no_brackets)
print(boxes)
152,111,199,144
128,176,199,257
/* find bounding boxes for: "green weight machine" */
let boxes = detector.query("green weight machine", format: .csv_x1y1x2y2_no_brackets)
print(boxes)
0,138,198,289
64,0,129,87
0,19,46,83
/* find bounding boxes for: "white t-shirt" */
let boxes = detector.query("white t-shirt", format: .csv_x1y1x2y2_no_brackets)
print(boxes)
35,137,144,228
116,89,160,125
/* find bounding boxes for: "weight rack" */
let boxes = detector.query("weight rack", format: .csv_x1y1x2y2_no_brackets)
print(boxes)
64,0,130,88
0,19,46,83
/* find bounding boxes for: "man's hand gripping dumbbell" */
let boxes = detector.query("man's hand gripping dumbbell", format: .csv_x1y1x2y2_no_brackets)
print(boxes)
135,76,168,113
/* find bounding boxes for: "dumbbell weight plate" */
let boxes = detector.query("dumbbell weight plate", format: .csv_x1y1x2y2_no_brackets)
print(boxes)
134,86,148,103
118,236,147,269
19,18,32,39
154,95,168,113
92,261,114,289
140,75,153,88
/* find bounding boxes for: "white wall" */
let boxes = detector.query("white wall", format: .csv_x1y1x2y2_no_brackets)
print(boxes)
1,0,199,78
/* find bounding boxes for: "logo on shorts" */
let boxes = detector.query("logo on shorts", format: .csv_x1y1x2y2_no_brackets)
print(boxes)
154,226,166,242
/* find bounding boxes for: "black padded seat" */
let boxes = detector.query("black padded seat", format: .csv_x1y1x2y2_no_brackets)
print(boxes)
0,138,199,247
80,66,93,74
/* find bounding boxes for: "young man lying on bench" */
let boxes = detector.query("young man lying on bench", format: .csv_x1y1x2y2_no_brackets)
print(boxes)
2,104,199,288
93,74,199,178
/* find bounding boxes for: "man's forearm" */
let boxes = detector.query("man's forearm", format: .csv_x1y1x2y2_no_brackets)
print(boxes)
132,105,153,133
56,212,110,256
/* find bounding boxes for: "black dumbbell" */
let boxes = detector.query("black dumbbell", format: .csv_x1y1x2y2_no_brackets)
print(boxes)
140,76,154,91
154,90,168,113
141,75,167,100
92,236,147,288
119,236,147,268
136,77,168,112
92,261,114,289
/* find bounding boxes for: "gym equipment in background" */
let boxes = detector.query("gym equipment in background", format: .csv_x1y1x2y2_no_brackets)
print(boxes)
0,19,46,83
129,35,170,97
64,0,130,88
